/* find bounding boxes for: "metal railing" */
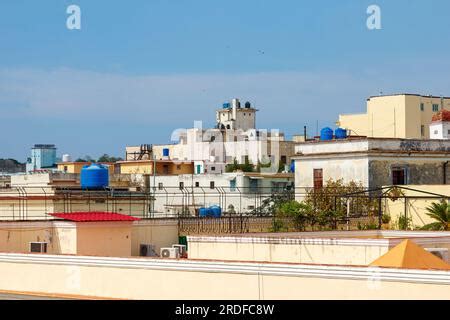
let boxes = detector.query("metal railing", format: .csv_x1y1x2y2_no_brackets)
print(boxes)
0,185,447,234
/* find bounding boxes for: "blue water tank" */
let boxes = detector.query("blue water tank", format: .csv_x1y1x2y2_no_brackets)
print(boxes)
163,148,170,157
80,164,109,189
223,103,231,109
335,128,348,139
320,127,334,141
209,205,222,218
199,207,211,218
290,160,295,173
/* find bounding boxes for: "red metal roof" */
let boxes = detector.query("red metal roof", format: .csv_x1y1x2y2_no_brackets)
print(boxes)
50,212,141,222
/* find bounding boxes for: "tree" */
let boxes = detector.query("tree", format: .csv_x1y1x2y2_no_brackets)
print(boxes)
421,201,450,231
278,201,312,231
305,178,378,219
225,158,254,173
97,154,123,163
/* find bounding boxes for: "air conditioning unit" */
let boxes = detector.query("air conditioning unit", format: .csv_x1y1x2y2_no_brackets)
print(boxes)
29,242,48,253
139,244,158,257
426,248,449,262
172,244,187,258
160,247,180,259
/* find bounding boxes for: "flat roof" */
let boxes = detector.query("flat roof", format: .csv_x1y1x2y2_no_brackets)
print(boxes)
367,93,450,100
116,160,194,164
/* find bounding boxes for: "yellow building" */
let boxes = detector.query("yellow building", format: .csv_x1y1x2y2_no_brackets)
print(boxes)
337,94,450,139
57,162,116,174
117,160,194,175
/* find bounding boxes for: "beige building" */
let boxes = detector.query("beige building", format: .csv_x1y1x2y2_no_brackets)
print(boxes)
338,94,450,139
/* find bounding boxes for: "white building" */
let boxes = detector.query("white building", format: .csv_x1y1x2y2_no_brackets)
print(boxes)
430,110,450,139
148,172,294,217
126,98,295,170
216,98,257,131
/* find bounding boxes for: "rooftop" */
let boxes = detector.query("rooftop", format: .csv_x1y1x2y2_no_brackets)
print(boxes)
367,93,450,100
49,212,141,222
370,239,450,271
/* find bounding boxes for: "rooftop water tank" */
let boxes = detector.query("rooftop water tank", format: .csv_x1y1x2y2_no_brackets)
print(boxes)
320,127,334,141
209,205,222,218
199,207,212,218
80,164,109,189
290,160,295,173
335,128,348,139
245,101,251,109
62,154,72,162
163,148,170,157
223,103,231,109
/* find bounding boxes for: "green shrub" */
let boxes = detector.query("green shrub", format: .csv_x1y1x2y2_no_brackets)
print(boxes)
381,213,391,224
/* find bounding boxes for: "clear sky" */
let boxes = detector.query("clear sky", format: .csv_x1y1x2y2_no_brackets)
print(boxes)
1,0,450,160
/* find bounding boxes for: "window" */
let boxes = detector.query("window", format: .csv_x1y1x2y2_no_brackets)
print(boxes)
250,179,259,193
63,166,68,172
313,169,323,190
163,165,169,174
448,130,450,135
280,156,287,165
210,181,215,189
435,130,439,135
421,125,425,136
420,103,424,111
179,182,184,190
230,179,236,191
158,182,163,190
176,165,181,170
211,166,216,171
433,104,439,112
30,242,47,253
392,167,406,185
195,182,200,188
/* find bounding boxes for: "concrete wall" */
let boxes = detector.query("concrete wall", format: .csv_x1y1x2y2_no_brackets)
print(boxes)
131,219,179,256
430,122,450,139
187,231,450,266
76,222,132,257
0,253,448,299
383,185,450,229
369,159,448,188
295,156,369,190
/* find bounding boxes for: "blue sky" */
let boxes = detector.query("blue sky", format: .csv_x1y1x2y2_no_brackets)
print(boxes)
1,0,450,160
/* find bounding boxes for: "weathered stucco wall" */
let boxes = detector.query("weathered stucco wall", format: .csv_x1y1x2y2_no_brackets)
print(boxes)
369,159,448,188
131,219,179,256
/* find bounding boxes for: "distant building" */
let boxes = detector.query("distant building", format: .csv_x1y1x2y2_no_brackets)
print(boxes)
126,98,296,169
216,98,257,131
430,110,450,139
337,94,450,139
26,144,57,172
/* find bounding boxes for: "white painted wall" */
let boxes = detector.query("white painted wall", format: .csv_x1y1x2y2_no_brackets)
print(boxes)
430,122,450,139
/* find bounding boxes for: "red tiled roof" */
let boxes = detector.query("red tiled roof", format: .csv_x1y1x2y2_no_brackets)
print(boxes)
432,110,450,122
50,212,141,222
